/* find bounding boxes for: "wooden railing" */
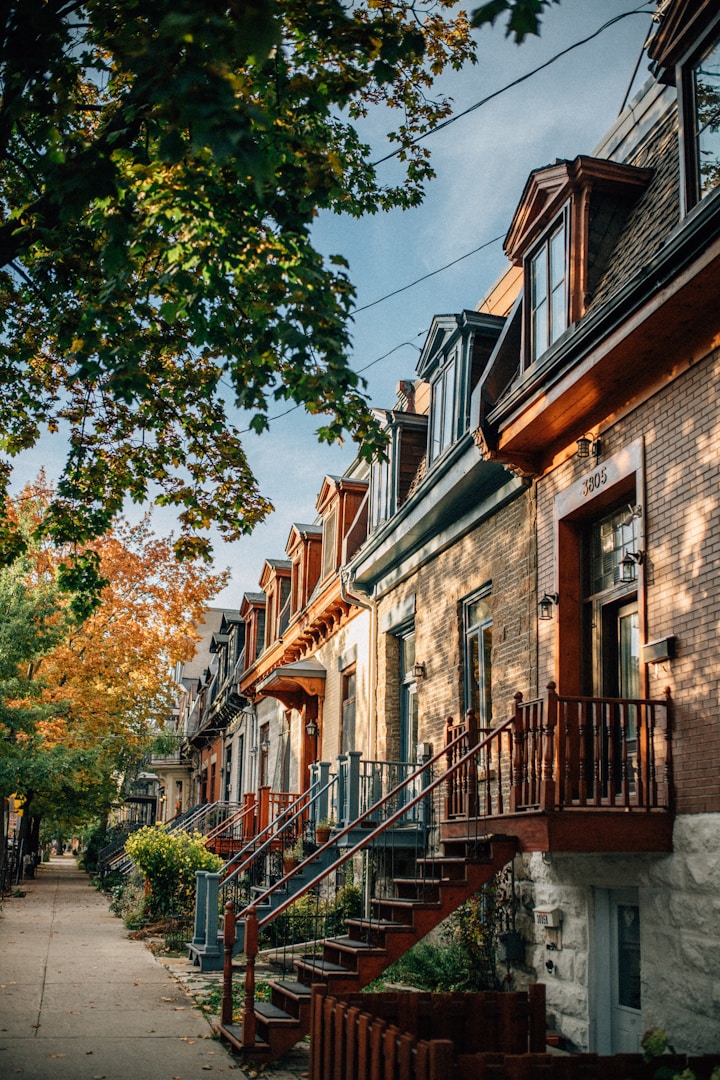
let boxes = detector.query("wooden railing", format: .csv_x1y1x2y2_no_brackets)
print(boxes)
309,985,546,1080
445,682,673,820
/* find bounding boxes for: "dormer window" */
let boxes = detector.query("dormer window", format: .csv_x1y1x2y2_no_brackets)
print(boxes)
368,407,428,532
648,1,720,213
687,30,720,204
528,213,568,364
504,157,651,371
315,475,368,578
429,351,457,464
321,507,337,580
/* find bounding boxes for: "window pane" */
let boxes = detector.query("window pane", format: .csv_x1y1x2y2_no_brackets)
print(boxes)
617,904,641,1010
694,37,720,199
533,299,548,359
549,223,566,289
441,359,456,449
531,248,547,306
430,378,444,461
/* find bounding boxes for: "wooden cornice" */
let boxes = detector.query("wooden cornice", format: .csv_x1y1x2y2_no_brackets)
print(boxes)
504,157,653,265
648,0,720,83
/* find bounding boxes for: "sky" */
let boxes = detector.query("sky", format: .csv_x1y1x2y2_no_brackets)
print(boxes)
11,1,659,609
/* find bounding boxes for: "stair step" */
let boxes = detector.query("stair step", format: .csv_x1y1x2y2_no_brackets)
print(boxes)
255,1002,297,1024
274,980,312,999
327,935,387,953
295,956,349,976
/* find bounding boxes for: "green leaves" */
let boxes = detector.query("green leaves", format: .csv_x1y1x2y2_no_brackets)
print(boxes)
471,0,560,42
0,0,477,564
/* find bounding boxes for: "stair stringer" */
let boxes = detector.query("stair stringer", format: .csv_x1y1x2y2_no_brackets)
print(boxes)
238,835,518,1063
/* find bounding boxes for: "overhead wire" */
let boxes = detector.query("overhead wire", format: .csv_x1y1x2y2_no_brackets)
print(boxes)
239,7,658,433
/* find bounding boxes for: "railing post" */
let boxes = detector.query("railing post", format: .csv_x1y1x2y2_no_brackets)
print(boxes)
220,901,236,1027
311,761,332,823
346,751,362,823
510,692,524,812
540,681,557,811
204,872,222,955
192,871,208,946
662,687,673,809
258,786,270,833
465,709,479,817
242,909,259,1048
336,754,348,827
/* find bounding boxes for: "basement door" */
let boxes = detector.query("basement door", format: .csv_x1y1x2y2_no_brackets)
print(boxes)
593,888,642,1053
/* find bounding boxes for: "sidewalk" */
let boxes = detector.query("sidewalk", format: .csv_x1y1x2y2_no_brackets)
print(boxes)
0,856,244,1080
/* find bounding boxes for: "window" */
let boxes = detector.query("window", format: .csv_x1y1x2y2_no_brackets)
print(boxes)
528,215,567,364
399,628,418,762
340,668,356,754
370,456,391,529
692,34,720,200
429,352,457,463
463,590,492,727
321,508,337,580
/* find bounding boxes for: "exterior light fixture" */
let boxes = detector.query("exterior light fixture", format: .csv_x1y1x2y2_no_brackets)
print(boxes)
576,434,602,459
620,551,644,583
260,737,270,749
538,593,559,620
305,718,319,738
413,661,427,679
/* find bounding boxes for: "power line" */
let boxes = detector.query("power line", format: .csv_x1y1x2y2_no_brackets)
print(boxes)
353,233,504,314
373,8,655,167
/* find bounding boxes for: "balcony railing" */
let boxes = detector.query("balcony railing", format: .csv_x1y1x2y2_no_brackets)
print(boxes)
445,681,673,822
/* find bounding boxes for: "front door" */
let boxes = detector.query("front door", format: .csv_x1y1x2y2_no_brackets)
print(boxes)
594,888,642,1052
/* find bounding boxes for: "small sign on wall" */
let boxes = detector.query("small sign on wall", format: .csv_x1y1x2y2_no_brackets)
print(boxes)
534,907,562,928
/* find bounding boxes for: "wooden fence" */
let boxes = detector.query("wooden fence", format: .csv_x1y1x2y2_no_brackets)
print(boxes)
309,986,546,1080
309,985,719,1080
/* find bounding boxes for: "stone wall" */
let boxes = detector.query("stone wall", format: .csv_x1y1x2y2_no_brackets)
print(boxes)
525,813,720,1055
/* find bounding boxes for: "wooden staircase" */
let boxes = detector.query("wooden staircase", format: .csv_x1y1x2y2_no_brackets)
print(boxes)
217,833,517,1062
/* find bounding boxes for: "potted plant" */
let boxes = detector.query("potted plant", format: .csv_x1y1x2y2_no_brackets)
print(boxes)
283,838,305,875
315,818,336,845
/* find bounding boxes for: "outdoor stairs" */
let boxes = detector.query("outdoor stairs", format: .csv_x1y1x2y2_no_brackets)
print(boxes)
219,833,517,1063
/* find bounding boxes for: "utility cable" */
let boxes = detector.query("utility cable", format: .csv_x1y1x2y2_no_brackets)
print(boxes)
373,8,655,167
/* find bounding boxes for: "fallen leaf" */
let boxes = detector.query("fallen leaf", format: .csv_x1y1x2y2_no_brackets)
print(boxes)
48,1053,65,1059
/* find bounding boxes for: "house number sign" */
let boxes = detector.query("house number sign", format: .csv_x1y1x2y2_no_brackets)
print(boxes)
581,466,607,498
554,438,643,522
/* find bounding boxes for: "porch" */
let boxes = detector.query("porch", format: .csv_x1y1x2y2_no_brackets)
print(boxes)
443,681,673,854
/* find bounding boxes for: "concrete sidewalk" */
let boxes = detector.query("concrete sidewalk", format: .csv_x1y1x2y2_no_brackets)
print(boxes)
0,856,241,1080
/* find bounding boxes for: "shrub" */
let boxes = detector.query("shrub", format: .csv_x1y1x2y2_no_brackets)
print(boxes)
125,827,222,919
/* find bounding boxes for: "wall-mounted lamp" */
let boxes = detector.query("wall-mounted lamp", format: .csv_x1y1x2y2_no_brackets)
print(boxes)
576,434,602,459
413,661,427,679
620,503,643,527
260,737,270,749
305,718,319,738
620,550,644,583
538,592,559,620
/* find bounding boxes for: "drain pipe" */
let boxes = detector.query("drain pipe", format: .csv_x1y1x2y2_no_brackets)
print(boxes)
340,567,379,761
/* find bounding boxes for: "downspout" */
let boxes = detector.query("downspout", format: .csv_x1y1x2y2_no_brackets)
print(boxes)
340,566,379,761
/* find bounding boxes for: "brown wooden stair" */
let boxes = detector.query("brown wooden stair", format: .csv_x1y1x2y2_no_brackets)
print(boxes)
216,834,517,1063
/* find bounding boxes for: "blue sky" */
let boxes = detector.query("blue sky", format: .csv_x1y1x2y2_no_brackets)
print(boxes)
11,2,658,608
210,1,657,606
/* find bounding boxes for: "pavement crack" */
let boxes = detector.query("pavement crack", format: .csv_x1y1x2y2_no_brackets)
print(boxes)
33,869,61,1037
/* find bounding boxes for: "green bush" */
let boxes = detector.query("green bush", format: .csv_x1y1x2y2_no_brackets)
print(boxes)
125,827,222,919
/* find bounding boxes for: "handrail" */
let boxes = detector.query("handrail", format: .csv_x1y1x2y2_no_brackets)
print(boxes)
203,801,254,844
219,775,338,887
247,719,511,928
236,717,514,1048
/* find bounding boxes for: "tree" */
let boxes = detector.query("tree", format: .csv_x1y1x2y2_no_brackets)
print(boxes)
0,0,478,575
471,0,560,42
0,476,229,857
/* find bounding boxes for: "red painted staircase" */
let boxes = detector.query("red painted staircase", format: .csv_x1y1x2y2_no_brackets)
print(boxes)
216,833,517,1062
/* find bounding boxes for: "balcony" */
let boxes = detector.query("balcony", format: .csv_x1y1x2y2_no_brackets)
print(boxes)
443,682,673,854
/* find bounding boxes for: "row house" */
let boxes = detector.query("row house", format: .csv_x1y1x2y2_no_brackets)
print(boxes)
228,470,372,832
454,0,718,1054
181,2,720,1062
